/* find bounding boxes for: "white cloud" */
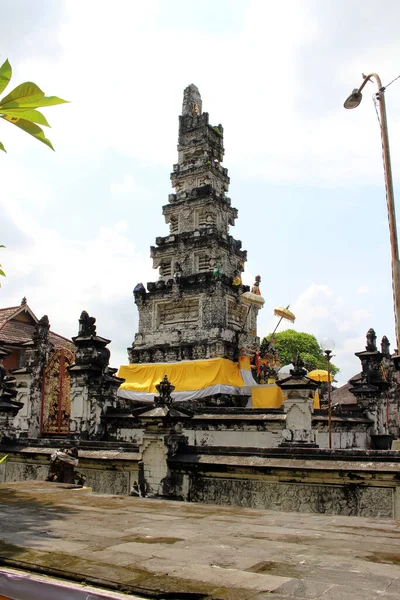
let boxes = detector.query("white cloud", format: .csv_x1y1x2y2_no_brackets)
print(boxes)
357,285,370,295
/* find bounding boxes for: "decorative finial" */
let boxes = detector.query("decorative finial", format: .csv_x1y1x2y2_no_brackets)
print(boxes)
154,375,175,406
251,275,261,296
381,335,390,356
366,328,377,352
32,315,50,343
290,352,307,378
78,311,97,337
21,297,27,305
182,84,202,117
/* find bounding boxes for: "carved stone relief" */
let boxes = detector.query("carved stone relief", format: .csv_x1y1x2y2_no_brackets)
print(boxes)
189,477,394,518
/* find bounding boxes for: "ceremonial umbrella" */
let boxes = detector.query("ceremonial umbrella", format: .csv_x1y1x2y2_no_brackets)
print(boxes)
271,305,296,337
308,369,333,383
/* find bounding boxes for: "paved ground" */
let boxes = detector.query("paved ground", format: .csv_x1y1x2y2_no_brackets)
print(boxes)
1,482,400,599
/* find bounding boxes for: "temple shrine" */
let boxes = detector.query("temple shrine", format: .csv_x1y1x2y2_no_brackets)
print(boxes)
119,85,264,405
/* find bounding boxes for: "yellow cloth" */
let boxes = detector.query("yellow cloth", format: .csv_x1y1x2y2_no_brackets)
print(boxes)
238,355,251,371
252,386,320,409
118,358,244,394
252,385,285,408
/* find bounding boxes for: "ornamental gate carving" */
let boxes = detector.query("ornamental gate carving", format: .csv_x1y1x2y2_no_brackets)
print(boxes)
41,348,74,435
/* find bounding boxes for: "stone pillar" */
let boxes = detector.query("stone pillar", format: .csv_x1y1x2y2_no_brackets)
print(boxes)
0,347,22,441
24,316,52,438
349,329,397,448
136,376,189,497
68,311,124,440
276,353,318,448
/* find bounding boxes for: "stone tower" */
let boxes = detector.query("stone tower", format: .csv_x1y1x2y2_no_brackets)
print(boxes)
129,84,263,364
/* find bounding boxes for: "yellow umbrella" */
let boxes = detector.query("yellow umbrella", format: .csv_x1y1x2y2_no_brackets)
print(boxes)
273,306,295,323
270,305,296,337
308,369,333,382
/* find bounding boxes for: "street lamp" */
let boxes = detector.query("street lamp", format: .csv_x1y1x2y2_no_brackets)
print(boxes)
320,338,335,449
344,73,400,353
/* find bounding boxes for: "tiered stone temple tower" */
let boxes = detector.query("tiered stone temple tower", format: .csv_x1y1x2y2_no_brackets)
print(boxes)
129,84,263,364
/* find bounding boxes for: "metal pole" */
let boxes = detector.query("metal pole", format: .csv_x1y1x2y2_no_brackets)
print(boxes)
346,73,400,351
326,352,332,449
372,76,400,352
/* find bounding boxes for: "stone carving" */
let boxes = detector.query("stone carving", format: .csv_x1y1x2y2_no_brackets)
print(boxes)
366,328,377,352
173,262,183,282
232,270,242,286
32,315,50,344
381,335,390,356
189,477,393,518
154,375,175,406
45,447,86,485
157,300,199,326
182,84,202,117
291,352,307,377
78,310,97,337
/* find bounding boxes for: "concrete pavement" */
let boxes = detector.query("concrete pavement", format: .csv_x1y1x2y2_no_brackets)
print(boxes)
1,481,400,599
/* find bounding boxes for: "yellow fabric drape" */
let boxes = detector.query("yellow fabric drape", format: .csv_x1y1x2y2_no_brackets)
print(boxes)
118,358,244,393
252,386,321,409
252,385,285,408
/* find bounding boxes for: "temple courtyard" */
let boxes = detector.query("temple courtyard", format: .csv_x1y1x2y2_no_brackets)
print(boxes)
0,482,400,599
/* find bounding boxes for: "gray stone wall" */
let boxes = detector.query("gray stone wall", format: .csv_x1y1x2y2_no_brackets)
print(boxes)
188,477,394,518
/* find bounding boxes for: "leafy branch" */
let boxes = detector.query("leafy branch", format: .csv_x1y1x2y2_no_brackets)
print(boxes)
0,58,68,152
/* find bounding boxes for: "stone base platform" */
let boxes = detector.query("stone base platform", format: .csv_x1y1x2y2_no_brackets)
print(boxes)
1,481,400,599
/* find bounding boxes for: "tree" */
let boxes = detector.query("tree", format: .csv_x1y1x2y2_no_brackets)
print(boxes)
260,329,339,377
0,59,67,152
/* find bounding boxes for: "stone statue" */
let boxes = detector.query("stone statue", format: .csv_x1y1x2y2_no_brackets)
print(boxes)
366,328,377,352
232,270,242,286
381,335,390,356
78,311,97,337
155,375,175,406
251,275,261,295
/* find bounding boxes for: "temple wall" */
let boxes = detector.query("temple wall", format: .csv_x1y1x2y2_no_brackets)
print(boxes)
169,450,400,519
2,440,400,519
106,415,371,450
0,448,140,496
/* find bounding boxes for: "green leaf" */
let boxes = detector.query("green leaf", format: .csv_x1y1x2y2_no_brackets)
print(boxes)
27,95,68,108
0,141,6,152
0,59,11,95
0,269,5,277
1,109,50,127
2,116,54,150
0,81,68,109
0,81,44,108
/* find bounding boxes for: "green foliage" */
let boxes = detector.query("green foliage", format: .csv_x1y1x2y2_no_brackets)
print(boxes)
261,329,339,377
0,59,68,152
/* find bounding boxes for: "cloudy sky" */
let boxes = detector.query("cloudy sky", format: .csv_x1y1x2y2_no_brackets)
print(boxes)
1,0,400,385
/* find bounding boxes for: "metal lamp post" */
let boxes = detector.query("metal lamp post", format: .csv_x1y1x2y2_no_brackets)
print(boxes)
344,73,400,352
320,338,335,449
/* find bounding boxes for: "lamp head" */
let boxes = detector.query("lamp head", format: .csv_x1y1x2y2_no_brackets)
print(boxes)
320,338,335,353
344,89,362,109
